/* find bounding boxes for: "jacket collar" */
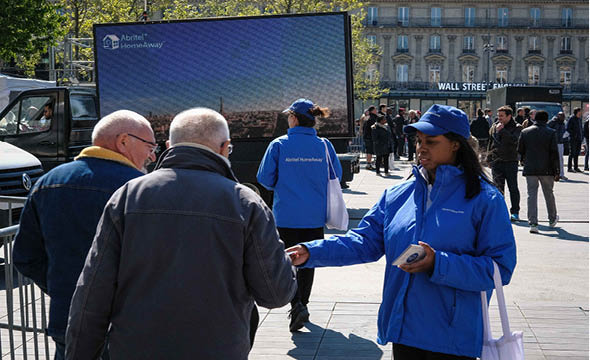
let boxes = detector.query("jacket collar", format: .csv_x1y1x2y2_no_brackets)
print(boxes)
288,126,317,136
155,145,238,182
412,164,463,187
74,146,138,170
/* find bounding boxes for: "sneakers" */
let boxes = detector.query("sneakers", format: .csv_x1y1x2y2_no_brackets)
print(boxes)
288,302,309,332
560,175,569,181
574,168,583,173
510,214,519,222
549,215,559,228
529,224,539,233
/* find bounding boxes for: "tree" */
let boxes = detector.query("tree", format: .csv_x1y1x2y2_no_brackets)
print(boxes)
162,0,388,101
0,0,66,76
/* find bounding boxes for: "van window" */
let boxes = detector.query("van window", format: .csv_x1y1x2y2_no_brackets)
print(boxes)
0,96,53,135
70,95,97,119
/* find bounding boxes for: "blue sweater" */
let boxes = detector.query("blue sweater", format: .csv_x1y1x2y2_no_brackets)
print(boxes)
13,151,142,337
257,127,342,228
301,165,517,358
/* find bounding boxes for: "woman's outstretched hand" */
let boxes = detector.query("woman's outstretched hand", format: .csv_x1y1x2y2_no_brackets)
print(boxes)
399,241,435,274
286,245,309,266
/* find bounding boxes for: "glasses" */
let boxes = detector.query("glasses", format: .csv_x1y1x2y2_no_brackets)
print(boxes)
221,140,233,155
128,133,158,154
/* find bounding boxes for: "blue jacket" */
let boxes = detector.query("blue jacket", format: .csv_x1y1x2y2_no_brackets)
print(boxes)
13,147,143,337
257,127,342,228
301,165,517,358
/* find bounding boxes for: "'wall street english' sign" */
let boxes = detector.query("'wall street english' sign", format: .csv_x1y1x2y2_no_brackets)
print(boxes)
437,82,526,91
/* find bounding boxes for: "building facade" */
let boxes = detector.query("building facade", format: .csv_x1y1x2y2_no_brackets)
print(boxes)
361,0,589,118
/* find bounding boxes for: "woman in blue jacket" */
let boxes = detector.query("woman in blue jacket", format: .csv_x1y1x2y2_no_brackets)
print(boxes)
257,98,342,333
287,104,517,359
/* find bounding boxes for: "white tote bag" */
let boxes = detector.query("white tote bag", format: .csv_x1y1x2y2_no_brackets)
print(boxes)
480,261,525,360
323,140,349,230
388,153,395,170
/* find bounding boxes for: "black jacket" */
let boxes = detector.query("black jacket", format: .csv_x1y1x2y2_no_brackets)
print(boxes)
66,145,297,360
470,116,490,140
363,113,378,140
547,117,566,144
518,122,559,176
392,115,405,136
566,114,583,142
487,118,522,163
371,123,393,156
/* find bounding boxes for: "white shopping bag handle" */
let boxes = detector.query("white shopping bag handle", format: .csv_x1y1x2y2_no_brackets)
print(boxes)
481,261,512,340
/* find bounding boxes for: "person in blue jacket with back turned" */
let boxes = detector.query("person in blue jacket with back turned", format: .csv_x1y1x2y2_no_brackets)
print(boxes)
287,104,517,359
257,98,342,332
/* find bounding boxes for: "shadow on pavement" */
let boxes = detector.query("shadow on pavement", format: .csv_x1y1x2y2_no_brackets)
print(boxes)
343,189,368,195
544,227,589,242
288,322,384,359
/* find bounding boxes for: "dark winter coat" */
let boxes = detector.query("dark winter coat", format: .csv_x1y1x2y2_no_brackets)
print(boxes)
371,123,393,156
518,122,560,176
487,118,522,163
470,116,490,140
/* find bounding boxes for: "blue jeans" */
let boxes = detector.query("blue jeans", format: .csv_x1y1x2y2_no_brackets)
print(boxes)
491,161,520,215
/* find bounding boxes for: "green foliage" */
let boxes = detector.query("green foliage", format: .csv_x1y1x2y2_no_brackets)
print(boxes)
0,0,66,73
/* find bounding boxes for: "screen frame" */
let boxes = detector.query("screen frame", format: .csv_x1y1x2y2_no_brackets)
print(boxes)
93,11,355,140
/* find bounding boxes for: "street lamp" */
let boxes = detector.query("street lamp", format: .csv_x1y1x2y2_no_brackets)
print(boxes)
483,42,495,86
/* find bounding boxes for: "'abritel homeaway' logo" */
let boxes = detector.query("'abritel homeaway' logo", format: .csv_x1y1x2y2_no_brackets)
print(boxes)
103,35,120,50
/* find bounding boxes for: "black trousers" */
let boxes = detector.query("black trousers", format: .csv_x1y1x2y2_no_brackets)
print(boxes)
393,344,476,360
407,136,416,161
277,227,324,307
375,154,389,173
568,140,581,170
491,161,520,215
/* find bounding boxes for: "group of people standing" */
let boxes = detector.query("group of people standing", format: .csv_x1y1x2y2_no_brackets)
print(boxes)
358,104,420,175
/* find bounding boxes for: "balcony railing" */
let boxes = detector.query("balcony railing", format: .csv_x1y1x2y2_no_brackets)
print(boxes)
462,48,476,54
559,49,573,54
396,48,409,53
362,17,588,29
528,49,542,54
428,48,442,54
495,49,509,54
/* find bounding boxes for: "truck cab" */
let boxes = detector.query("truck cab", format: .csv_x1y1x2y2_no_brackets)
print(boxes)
0,87,99,171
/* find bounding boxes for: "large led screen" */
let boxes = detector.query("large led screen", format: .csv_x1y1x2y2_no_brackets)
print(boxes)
94,13,353,142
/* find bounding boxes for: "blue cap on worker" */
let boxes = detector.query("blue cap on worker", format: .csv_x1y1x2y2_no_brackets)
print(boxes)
283,98,315,120
403,104,470,139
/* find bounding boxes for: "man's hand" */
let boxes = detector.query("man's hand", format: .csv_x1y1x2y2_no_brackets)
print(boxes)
286,245,309,266
496,122,505,132
398,241,436,274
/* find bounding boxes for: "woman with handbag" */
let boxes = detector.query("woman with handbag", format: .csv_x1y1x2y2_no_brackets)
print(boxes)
257,98,342,333
371,114,393,175
287,104,517,359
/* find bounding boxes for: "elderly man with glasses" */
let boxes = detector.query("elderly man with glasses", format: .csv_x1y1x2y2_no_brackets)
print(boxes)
13,110,156,360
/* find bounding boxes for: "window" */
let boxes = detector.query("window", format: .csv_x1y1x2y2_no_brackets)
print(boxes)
398,7,409,26
366,64,377,81
368,7,378,25
497,36,508,51
498,8,509,27
496,66,508,83
367,35,377,46
528,36,539,51
562,8,572,27
530,8,541,27
528,65,540,85
429,65,441,84
70,95,98,119
465,7,475,27
397,64,408,83
429,35,441,51
397,35,408,51
560,67,571,87
0,95,53,135
561,36,572,51
431,7,441,26
462,64,475,82
463,36,474,51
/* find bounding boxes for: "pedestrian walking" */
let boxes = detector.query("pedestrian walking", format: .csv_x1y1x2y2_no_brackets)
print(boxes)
487,105,522,221
470,108,490,160
371,114,392,175
257,98,342,332
547,112,568,180
392,108,406,159
406,110,419,161
14,110,157,360
363,106,378,169
566,107,583,172
287,104,517,360
517,110,560,233
66,108,296,360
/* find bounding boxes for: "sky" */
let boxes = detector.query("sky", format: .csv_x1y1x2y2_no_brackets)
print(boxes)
95,14,350,121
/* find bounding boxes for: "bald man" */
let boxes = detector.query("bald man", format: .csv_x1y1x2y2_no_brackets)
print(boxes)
13,110,156,360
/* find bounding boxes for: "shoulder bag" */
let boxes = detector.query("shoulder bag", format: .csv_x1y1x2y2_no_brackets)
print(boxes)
323,139,348,230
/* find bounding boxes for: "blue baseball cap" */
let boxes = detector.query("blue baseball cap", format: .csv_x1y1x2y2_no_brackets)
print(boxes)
283,98,315,121
404,104,470,139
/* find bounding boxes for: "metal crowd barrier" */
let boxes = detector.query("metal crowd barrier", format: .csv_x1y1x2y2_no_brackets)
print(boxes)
0,196,51,359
